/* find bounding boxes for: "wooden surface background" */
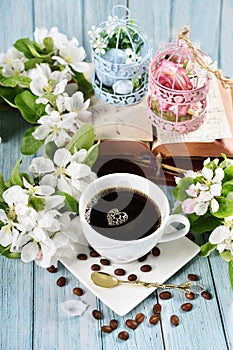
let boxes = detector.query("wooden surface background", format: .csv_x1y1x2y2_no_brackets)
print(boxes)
1,1,233,350
0,0,233,77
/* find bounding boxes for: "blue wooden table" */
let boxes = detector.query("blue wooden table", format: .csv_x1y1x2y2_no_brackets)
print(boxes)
0,108,233,350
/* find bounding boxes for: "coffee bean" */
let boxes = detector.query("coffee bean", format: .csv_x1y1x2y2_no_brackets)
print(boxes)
125,319,138,330
152,246,161,257
56,276,66,287
90,250,100,257
149,314,160,325
181,302,193,311
153,303,162,315
77,253,88,260
135,313,145,324
187,273,198,281
73,287,84,296
118,331,129,341
101,325,112,333
114,268,126,276
201,291,212,300
109,319,118,330
47,265,57,273
100,258,110,266
185,292,195,300
159,291,172,300
170,315,179,326
140,264,152,272
128,274,137,281
138,254,148,262
92,309,102,320
91,264,101,271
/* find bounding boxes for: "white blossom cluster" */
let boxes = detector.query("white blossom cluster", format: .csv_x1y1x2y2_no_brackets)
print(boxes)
0,27,91,149
0,148,96,267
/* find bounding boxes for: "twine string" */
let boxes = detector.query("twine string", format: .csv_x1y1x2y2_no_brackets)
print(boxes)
178,26,233,88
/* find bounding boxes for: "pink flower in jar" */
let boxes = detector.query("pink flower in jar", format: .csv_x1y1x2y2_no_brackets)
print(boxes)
154,59,193,116
155,59,193,90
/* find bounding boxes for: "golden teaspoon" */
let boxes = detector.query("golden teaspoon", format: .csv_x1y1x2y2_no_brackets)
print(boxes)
91,272,205,294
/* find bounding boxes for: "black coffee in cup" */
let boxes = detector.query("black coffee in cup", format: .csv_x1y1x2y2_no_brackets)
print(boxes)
85,187,161,241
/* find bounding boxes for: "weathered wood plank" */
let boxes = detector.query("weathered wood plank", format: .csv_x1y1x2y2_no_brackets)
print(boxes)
33,0,84,49
0,0,34,51
220,0,233,76
33,262,103,350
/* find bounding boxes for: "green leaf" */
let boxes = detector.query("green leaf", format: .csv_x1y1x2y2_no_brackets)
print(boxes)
56,191,79,213
43,37,54,53
20,126,44,155
223,166,233,182
44,141,58,160
28,197,45,211
0,85,20,107
83,141,99,167
14,38,34,58
0,245,21,259
19,172,34,185
72,71,94,100
66,124,95,153
24,58,44,70
190,213,221,233
0,76,31,88
212,197,233,218
15,90,45,123
28,43,51,58
220,250,233,262
0,172,7,197
9,158,23,186
199,242,216,257
173,177,193,201
228,260,233,290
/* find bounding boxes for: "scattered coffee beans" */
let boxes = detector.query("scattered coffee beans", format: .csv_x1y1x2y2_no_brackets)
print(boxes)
181,302,193,312
138,254,148,262
101,325,113,333
201,291,212,300
73,287,84,296
92,309,102,320
47,265,57,273
109,319,118,330
114,268,126,276
77,253,88,260
159,291,172,300
91,264,101,271
153,303,162,315
149,314,160,325
135,313,145,324
56,276,66,287
128,274,137,281
140,264,152,272
90,250,100,257
170,315,179,327
118,331,129,341
187,273,198,281
151,246,161,257
100,258,110,266
125,319,138,330
185,292,195,300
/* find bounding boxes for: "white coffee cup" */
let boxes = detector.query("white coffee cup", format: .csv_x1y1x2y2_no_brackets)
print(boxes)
79,173,190,263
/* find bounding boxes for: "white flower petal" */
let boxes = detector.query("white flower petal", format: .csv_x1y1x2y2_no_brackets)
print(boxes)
29,157,55,175
60,300,88,317
209,226,229,244
21,242,38,263
195,201,209,216
211,198,219,213
3,186,28,206
202,167,213,181
212,168,224,183
54,148,71,167
67,162,91,179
